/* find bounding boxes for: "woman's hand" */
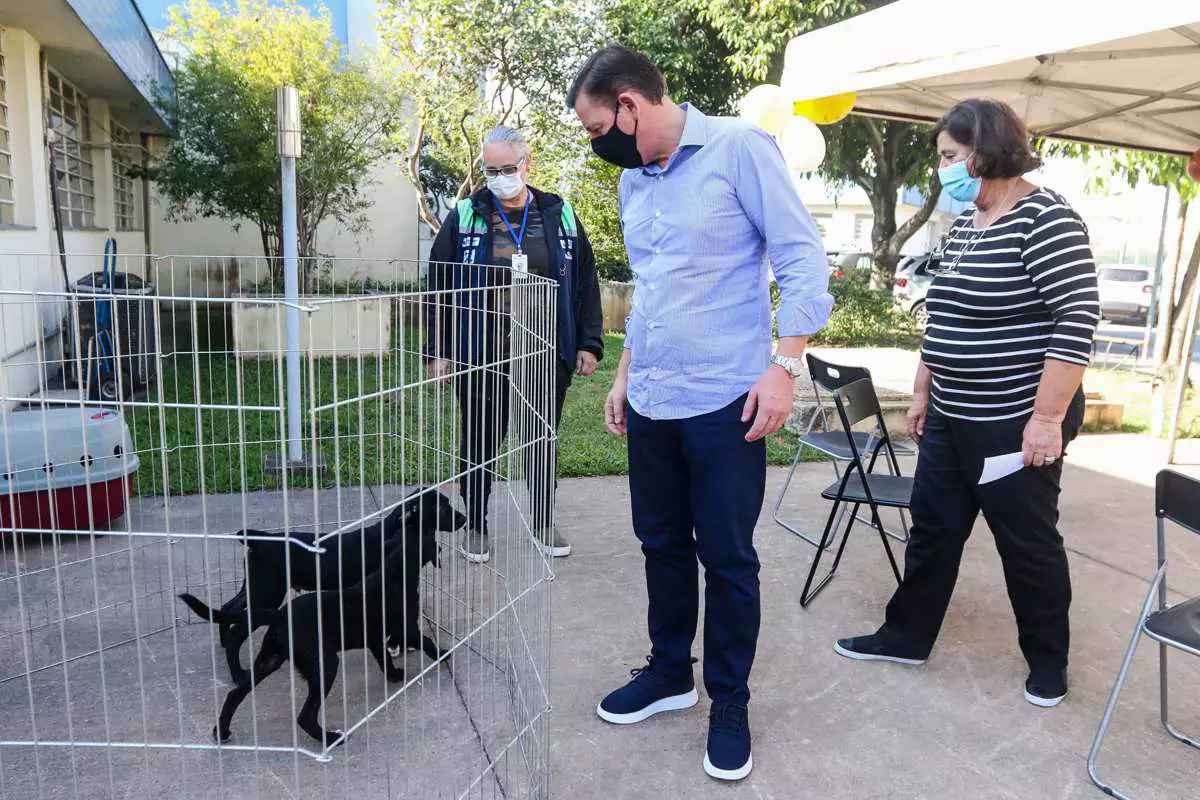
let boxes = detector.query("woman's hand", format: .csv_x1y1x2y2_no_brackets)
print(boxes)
576,350,598,377
1022,412,1063,467
428,358,452,387
604,375,629,437
907,394,929,443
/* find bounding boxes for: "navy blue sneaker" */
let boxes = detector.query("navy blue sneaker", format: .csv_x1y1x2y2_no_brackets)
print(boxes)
703,701,752,781
596,656,698,725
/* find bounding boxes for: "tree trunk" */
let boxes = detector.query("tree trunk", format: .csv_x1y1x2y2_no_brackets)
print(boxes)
869,172,942,290
1153,212,1199,438
868,180,900,289
406,117,443,235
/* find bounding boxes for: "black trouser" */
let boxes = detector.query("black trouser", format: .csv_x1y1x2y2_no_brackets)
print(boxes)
628,396,766,706
881,390,1085,671
455,360,571,535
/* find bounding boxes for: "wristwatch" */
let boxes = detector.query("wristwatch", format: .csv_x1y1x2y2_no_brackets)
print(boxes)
770,354,805,378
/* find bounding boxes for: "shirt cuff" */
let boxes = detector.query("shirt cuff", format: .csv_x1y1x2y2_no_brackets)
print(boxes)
777,292,835,338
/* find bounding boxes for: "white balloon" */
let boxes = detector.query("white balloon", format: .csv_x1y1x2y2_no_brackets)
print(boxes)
738,84,790,136
779,116,826,172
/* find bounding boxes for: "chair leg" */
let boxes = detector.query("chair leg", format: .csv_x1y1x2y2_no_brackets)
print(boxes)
1088,565,1165,799
866,504,902,584
1160,642,1200,750
850,451,909,543
800,499,855,608
772,440,838,550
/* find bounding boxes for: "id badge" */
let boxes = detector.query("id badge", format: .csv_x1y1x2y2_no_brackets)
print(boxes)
511,253,529,273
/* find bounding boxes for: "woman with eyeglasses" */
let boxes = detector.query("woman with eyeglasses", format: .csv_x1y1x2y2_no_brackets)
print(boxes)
426,125,604,564
835,98,1099,709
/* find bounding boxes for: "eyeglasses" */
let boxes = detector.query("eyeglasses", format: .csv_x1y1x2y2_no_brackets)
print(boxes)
927,229,985,276
482,159,525,178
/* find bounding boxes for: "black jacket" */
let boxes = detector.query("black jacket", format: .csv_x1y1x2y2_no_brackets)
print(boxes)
426,187,604,369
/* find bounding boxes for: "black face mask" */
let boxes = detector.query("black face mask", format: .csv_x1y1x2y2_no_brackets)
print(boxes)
591,103,645,169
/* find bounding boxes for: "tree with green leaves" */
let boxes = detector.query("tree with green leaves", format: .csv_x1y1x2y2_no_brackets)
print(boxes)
380,0,602,234
1087,150,1199,436
145,0,406,285
693,0,942,279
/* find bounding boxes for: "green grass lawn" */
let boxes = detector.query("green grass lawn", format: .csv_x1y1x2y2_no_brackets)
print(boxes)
127,332,805,497
1081,368,1200,437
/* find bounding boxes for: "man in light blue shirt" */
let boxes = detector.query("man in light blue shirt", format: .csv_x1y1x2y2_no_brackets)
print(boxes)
569,46,832,781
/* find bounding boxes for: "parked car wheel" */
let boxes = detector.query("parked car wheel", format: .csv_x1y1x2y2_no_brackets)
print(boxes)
910,301,929,327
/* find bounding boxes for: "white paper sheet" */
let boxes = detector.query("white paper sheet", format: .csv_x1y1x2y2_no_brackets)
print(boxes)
979,451,1026,485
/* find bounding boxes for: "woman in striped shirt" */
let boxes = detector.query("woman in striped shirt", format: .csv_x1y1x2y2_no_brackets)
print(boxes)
835,99,1099,709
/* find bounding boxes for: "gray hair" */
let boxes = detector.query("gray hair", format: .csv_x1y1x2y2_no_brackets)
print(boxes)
482,126,530,162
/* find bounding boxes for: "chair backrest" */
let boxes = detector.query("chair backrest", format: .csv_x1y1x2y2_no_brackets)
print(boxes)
832,377,884,433
1157,470,1200,536
806,353,872,394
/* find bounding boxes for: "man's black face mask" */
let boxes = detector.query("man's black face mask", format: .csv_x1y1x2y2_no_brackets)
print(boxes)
591,102,645,169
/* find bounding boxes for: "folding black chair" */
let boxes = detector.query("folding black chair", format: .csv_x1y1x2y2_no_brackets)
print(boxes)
799,378,911,608
773,353,914,550
1088,469,1200,799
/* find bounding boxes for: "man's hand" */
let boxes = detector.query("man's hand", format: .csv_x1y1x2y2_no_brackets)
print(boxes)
742,365,794,442
576,350,598,377
907,394,929,443
428,358,453,387
1022,412,1063,467
604,376,629,437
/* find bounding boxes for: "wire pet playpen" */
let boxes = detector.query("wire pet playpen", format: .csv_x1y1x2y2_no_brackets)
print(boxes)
0,253,556,800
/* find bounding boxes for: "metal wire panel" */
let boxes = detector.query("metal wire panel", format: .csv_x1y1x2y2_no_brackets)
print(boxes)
0,254,555,799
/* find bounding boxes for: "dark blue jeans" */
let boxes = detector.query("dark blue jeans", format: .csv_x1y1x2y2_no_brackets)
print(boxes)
627,395,766,706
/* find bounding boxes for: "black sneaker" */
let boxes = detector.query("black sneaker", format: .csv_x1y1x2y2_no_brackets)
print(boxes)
596,656,698,725
703,702,752,781
834,632,928,665
1025,667,1068,708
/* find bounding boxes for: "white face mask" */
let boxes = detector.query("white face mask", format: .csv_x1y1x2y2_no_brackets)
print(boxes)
486,172,525,200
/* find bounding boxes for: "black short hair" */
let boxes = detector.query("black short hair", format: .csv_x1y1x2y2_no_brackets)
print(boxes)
565,45,667,109
931,98,1042,179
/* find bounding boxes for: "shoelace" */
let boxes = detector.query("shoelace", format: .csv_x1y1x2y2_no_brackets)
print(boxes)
629,655,697,682
709,702,748,735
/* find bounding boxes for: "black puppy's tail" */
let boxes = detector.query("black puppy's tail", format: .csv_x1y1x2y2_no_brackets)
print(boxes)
178,593,287,627
178,593,238,625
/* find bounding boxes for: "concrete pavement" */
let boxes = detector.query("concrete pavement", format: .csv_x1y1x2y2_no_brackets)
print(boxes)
548,440,1200,800
0,434,1198,798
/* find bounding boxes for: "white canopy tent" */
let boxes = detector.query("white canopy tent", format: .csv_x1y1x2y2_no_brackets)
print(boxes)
781,0,1200,460
781,0,1200,155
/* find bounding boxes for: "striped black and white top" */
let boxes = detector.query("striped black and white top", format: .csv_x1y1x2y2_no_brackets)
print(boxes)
921,188,1099,422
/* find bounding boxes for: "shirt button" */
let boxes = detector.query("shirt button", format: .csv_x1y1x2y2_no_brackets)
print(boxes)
655,211,662,218
654,247,661,254
650,283,657,291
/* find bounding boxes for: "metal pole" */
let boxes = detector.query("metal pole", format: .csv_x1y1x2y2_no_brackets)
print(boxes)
278,87,303,464
1144,184,1171,362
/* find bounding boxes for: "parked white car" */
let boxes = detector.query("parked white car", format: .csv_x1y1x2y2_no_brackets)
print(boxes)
1096,264,1152,324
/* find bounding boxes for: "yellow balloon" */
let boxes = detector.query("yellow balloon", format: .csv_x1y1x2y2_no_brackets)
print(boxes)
793,92,857,126
739,84,791,136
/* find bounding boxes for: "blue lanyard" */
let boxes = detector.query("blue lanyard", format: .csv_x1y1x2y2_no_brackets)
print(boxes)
495,194,531,254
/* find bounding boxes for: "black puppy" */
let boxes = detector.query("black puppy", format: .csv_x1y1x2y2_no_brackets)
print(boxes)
180,488,465,684
206,521,440,747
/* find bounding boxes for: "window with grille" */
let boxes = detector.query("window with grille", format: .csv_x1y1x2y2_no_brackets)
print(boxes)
854,213,873,245
0,30,15,225
111,121,141,231
48,68,95,229
811,213,832,239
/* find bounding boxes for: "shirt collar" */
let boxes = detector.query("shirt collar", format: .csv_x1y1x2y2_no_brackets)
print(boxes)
641,103,708,175
678,103,709,148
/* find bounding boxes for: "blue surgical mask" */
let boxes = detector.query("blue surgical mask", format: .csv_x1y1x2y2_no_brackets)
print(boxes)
938,157,982,203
